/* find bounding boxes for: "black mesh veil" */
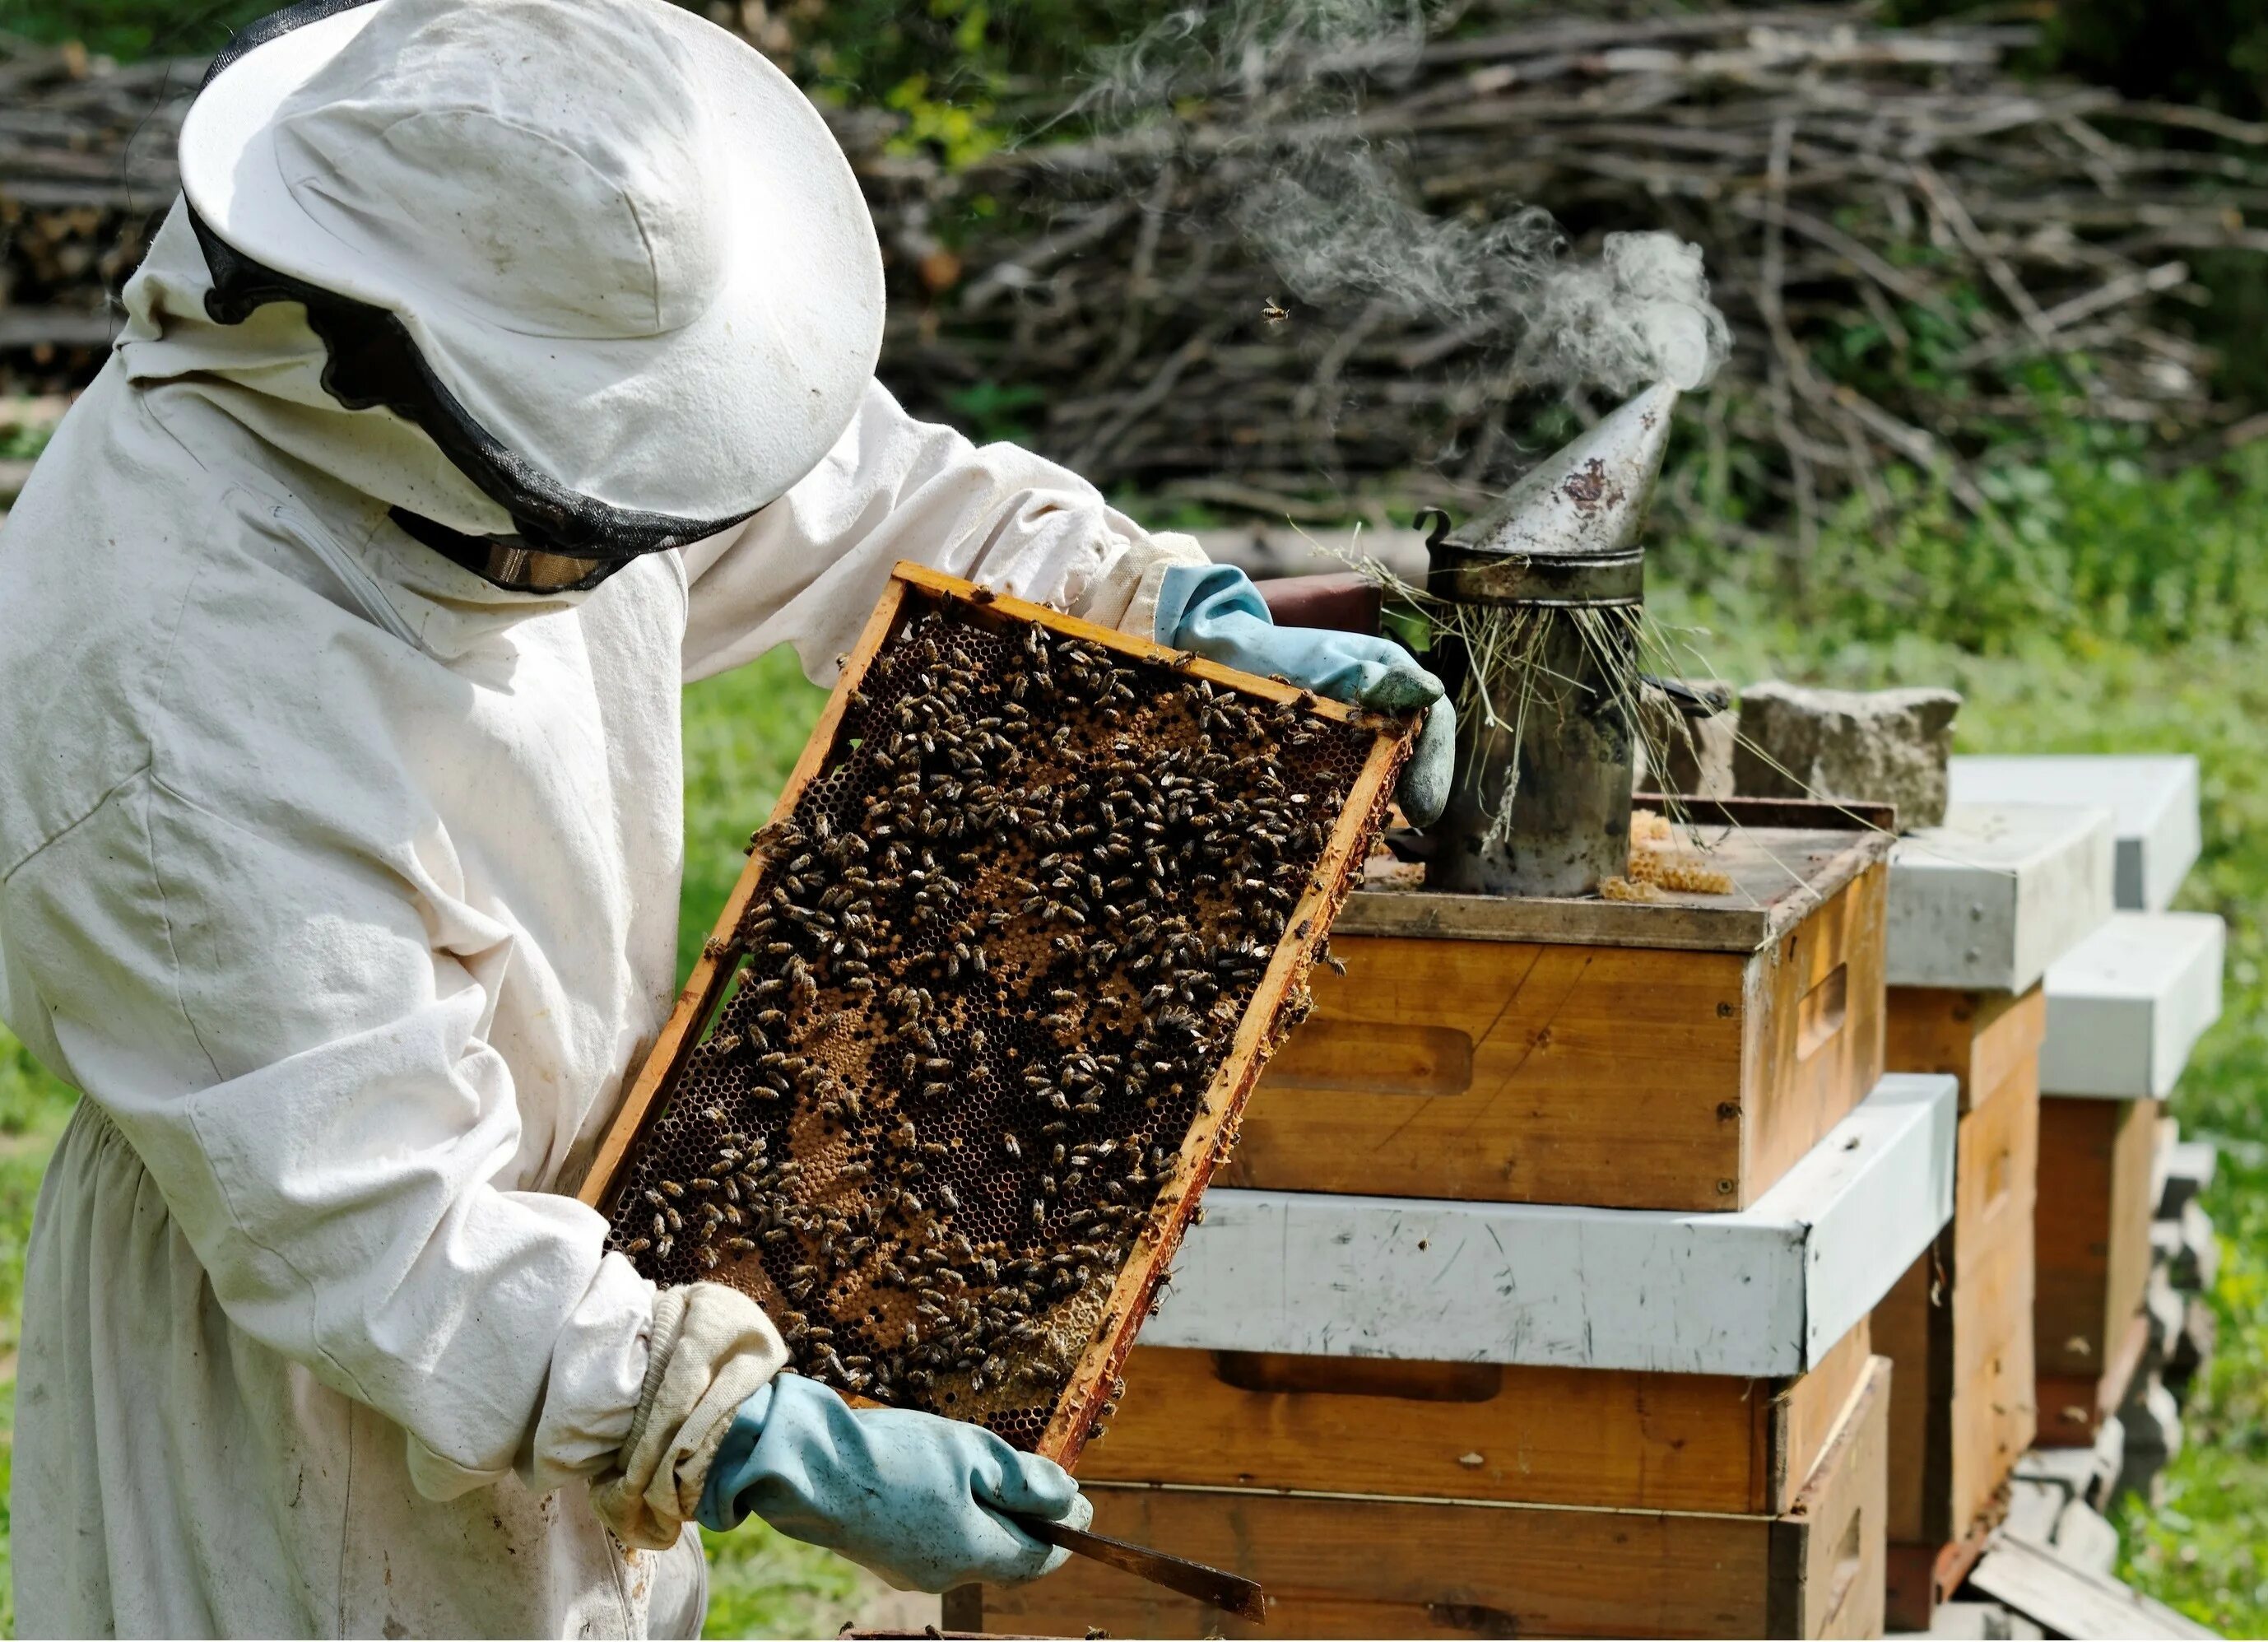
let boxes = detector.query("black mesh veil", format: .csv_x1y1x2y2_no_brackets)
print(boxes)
185,0,767,588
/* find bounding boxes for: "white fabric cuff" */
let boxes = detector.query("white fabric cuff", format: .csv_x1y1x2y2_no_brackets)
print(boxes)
1071,530,1208,638
591,1282,788,1551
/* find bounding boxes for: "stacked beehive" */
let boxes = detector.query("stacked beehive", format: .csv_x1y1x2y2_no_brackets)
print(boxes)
1871,802,2117,1627
953,806,1956,1640
1945,760,2224,1468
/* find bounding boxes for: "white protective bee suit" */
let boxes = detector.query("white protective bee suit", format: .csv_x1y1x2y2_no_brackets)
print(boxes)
0,1,1201,1631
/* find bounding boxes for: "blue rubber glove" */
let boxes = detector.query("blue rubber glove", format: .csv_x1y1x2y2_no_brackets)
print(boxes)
697,1375,1091,1592
1155,564,1455,826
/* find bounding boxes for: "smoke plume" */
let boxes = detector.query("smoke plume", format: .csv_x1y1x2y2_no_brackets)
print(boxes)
1071,1,1732,395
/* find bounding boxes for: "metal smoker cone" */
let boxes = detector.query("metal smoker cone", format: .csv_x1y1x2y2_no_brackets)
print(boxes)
1437,379,1678,580
1426,382,1679,897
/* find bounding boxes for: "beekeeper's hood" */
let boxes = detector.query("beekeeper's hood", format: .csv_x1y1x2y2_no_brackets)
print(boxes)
165,0,884,593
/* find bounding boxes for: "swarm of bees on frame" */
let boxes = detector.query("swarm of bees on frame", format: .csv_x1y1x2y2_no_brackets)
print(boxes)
606,598,1385,1449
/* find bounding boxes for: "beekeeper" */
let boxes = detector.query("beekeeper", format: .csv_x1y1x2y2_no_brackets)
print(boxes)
0,0,1452,1635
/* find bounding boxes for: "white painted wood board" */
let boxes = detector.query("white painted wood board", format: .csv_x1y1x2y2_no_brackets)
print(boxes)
1146,1072,1957,1377
1887,802,2115,991
1950,755,2201,912
2039,912,2225,1099
1970,1535,2218,1640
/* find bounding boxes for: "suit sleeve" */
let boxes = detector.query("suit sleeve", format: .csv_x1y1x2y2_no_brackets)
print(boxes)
679,379,1206,685
0,772,658,1500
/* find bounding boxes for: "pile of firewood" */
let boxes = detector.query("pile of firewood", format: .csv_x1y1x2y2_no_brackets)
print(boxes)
0,40,194,377
7,4,2268,539
857,3,2268,541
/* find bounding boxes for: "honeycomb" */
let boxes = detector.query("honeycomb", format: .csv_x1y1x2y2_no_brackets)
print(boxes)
603,590,1393,1453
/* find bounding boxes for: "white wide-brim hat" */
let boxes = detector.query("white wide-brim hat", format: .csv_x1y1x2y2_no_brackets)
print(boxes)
178,0,885,535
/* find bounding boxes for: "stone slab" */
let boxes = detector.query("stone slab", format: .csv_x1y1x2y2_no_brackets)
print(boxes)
1736,680,1963,827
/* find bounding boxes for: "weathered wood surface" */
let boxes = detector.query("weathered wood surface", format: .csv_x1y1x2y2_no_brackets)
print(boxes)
1874,1052,2037,1570
1968,1533,2220,1640
1150,1074,1955,1376
1335,824,1889,955
1886,983,2045,1114
1224,855,1885,1211
982,1357,1889,1640
1083,1320,1871,1515
1887,804,2114,992
1950,755,2201,914
2041,912,2225,1099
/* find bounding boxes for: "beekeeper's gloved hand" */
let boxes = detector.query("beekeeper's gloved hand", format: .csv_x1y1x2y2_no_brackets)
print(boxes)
697,1374,1090,1592
1155,564,1455,826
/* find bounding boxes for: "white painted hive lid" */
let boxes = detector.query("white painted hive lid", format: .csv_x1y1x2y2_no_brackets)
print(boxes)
2040,911,2225,1099
1950,755,2201,912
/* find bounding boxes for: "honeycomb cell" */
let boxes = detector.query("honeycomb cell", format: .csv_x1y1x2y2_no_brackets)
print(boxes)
603,598,1383,1449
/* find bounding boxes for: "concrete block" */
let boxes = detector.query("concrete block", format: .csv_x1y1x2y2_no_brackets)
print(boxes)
1921,1600,2046,1639
1888,803,2116,990
2149,1199,2219,1294
2016,1423,2122,1514
2003,1477,2071,1544
2167,1295,2215,1393
2052,1500,2122,1577
2159,1137,2217,1218
1949,755,2201,912
2143,1269,2187,1365
2116,1375,2182,1505
2041,913,2225,1099
1736,680,1963,827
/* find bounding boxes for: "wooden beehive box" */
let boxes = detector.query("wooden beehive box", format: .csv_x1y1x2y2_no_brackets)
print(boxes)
2036,910,2223,1446
576,563,1410,1463
1875,986,2045,1628
1221,796,1891,1212
1085,1319,1874,1517
2035,1095,2160,1446
960,1357,1892,1641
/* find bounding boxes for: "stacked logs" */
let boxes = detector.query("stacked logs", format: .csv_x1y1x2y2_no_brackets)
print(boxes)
857,3,2268,537
8,6,2268,539
0,39,194,382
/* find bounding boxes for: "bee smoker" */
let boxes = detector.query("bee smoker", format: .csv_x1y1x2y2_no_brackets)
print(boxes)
1422,382,1678,897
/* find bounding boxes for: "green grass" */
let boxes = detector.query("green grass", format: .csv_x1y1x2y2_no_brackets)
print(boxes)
677,650,830,983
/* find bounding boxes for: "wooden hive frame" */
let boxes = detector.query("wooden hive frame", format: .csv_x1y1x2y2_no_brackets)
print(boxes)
576,561,1411,1463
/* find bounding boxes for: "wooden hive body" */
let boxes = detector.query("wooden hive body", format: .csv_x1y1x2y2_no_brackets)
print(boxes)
576,564,1409,1463
2033,908,2221,1447
1222,797,1891,1212
1875,984,2046,1628
1085,1319,1873,1516
2034,1094,2161,1445
963,1357,1892,1640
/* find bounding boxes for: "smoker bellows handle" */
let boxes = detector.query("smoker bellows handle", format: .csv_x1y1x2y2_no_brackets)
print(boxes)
1005,1509,1268,1623
1639,674,1732,719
